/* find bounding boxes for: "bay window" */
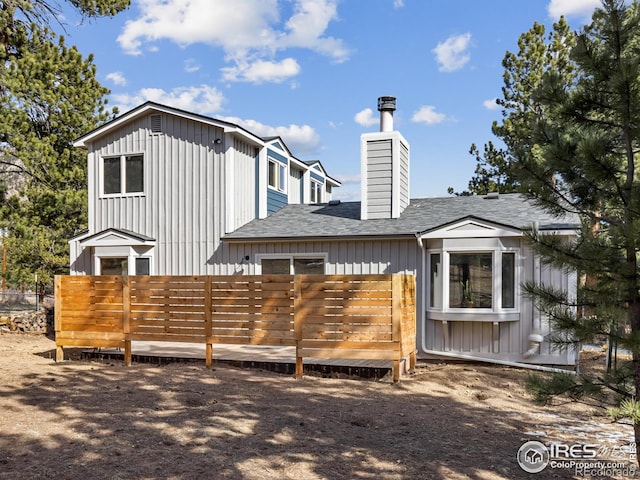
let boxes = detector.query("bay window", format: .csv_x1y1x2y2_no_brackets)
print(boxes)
428,249,519,313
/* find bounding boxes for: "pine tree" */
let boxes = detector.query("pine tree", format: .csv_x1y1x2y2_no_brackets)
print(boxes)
0,1,129,285
450,18,576,196
483,0,640,458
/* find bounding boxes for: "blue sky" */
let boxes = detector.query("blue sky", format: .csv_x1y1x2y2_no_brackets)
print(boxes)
60,0,602,201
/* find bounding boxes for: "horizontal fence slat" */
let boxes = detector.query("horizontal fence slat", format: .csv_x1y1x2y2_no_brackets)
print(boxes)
55,273,416,372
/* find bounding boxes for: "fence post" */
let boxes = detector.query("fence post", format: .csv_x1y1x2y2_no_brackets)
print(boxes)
205,276,213,369
54,275,64,362
122,273,132,366
294,275,303,378
391,274,403,382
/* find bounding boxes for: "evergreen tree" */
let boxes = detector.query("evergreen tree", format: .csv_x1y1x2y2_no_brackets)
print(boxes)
0,1,129,285
483,0,640,458
450,18,576,196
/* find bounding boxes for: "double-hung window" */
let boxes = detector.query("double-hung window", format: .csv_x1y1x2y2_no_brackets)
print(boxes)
268,158,287,193
103,154,144,195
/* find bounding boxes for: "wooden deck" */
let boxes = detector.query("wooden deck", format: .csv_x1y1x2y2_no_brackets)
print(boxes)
81,341,403,378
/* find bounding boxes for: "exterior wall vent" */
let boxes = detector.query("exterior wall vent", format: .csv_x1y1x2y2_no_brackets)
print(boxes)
150,114,162,133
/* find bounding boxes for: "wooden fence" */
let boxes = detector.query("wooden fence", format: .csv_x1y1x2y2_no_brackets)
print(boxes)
54,274,416,382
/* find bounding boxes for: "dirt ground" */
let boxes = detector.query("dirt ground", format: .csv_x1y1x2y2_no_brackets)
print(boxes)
0,333,636,480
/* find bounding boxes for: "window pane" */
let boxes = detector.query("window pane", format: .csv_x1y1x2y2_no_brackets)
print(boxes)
294,258,324,275
279,164,286,192
502,252,515,308
135,257,150,275
125,155,144,193
103,157,121,194
430,253,442,308
449,253,492,308
100,257,127,275
268,161,277,188
262,258,290,274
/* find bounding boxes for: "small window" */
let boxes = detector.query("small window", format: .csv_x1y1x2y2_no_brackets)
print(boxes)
100,257,127,275
310,180,322,203
293,258,324,274
430,253,442,308
502,252,515,309
102,154,144,195
262,258,291,274
103,157,121,194
268,158,287,193
135,257,150,275
261,256,325,274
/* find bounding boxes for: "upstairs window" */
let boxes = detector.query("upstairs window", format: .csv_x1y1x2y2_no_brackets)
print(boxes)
268,158,287,193
310,180,322,203
102,154,144,195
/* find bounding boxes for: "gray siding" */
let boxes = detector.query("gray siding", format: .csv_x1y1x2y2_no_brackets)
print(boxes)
86,113,257,275
218,238,419,276
365,139,392,219
289,167,303,204
399,140,409,212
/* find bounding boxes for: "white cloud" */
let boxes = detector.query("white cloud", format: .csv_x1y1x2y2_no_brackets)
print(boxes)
547,0,600,20
411,105,446,125
106,71,127,86
222,116,320,155
432,33,472,73
117,0,349,83
221,57,301,84
354,108,377,127
111,85,226,115
483,98,500,111
184,58,201,73
393,0,405,8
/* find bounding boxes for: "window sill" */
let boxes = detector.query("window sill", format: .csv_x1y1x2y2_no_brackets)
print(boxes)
427,310,520,322
100,193,146,199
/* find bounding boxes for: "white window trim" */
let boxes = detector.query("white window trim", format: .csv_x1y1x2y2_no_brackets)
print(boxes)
427,246,520,317
267,157,287,194
100,153,146,198
256,253,328,274
310,179,323,203
94,249,155,275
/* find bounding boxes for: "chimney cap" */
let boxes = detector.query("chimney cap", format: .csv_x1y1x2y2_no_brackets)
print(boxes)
377,96,396,112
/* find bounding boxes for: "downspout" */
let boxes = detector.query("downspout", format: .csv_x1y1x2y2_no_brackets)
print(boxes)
418,348,576,374
414,231,573,375
524,222,544,358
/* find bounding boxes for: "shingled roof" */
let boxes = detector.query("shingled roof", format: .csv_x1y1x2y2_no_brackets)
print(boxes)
224,193,580,242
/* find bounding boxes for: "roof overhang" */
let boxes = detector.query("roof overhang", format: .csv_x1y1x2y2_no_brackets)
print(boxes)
75,228,156,247
417,216,578,240
73,102,264,149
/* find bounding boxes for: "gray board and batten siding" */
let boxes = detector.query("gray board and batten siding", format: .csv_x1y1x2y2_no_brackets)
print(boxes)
80,111,259,275
222,195,579,364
